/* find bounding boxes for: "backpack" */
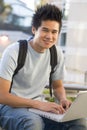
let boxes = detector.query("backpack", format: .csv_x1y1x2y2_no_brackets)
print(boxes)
11,39,57,97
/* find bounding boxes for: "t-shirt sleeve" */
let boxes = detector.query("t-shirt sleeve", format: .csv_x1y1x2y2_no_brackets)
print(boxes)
52,46,65,81
0,43,19,81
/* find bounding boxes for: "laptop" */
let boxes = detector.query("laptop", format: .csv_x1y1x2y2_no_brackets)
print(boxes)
29,91,87,122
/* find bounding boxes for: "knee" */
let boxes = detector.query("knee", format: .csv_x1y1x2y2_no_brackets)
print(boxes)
20,114,44,130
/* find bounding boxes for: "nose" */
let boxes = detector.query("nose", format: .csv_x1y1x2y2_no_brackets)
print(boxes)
45,32,52,40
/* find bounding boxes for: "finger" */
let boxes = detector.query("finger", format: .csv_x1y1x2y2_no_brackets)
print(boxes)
55,106,66,114
50,108,60,114
59,107,66,114
50,105,64,114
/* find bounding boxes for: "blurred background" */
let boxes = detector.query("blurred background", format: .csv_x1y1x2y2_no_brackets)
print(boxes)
0,0,87,86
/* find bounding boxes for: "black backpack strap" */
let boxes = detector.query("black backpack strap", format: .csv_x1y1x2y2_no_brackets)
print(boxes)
10,40,28,92
49,45,57,97
13,40,28,76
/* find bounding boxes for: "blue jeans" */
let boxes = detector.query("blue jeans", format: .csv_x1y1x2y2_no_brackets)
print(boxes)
0,105,87,130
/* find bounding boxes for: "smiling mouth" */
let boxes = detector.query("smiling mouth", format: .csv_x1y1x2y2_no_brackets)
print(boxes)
44,40,52,44
45,42,52,46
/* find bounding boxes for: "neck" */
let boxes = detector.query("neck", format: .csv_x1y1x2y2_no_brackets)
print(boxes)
29,40,45,53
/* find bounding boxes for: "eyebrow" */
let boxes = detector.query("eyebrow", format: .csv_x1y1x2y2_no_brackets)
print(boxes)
42,27,58,32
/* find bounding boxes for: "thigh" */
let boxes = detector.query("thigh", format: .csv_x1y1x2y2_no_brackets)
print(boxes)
63,118,87,130
42,118,87,130
42,117,62,130
0,105,44,130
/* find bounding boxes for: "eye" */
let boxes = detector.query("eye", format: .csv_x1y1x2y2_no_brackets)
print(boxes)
42,28,49,32
52,30,58,34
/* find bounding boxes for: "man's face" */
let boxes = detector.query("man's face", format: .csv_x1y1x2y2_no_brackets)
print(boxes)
32,20,60,51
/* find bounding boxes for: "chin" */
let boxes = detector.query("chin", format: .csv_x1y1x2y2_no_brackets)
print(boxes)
43,43,53,49
44,46,51,49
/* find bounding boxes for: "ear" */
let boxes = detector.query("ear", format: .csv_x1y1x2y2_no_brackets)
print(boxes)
32,26,36,35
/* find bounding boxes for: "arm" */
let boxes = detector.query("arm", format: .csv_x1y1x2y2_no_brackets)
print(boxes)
0,77,65,114
0,77,39,108
52,80,72,110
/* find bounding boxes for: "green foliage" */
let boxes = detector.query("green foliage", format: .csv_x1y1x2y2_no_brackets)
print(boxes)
45,97,55,102
43,88,76,102
67,96,76,102
43,88,50,94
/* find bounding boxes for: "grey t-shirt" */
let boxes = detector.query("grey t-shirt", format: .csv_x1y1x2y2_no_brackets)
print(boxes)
0,41,64,99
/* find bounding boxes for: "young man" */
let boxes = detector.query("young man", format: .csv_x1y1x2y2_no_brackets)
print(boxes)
0,4,86,130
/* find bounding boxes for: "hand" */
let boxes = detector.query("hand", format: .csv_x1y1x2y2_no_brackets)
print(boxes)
59,99,72,111
37,101,66,114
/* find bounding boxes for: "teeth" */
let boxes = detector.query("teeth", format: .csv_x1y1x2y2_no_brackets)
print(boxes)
44,41,50,42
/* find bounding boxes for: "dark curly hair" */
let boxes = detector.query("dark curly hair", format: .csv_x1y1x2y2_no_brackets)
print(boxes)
32,4,62,33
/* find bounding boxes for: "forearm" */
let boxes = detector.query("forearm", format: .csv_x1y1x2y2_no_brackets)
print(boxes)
53,86,67,101
0,78,41,108
52,80,67,102
0,93,41,108
0,93,66,114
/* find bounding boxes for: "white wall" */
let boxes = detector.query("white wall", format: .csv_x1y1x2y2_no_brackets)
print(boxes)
65,1,87,74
